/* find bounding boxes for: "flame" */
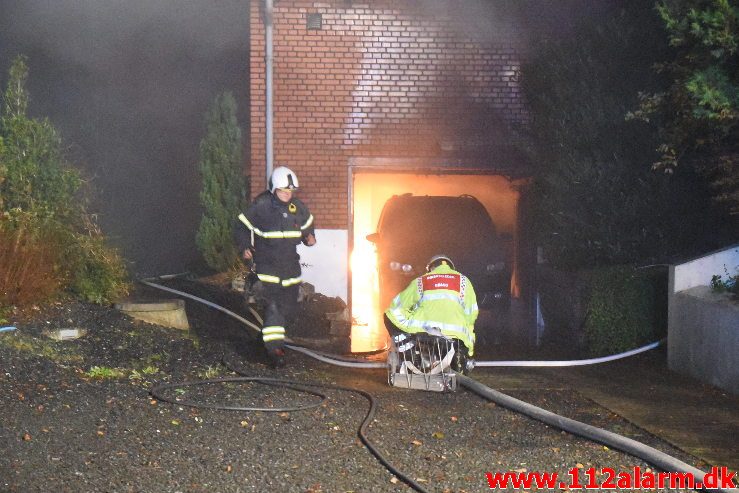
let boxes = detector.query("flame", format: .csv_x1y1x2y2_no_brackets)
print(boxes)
349,171,521,353
349,241,385,352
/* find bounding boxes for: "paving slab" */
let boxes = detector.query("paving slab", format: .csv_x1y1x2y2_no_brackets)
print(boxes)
478,347,739,473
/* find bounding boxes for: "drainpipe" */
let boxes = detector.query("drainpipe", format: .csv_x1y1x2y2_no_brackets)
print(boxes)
264,0,274,185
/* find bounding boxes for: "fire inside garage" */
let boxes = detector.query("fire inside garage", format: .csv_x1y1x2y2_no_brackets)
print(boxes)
349,167,525,352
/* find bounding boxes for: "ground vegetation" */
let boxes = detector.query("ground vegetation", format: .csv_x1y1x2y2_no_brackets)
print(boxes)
0,55,128,309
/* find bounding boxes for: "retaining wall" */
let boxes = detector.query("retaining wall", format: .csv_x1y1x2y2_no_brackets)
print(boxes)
668,244,739,394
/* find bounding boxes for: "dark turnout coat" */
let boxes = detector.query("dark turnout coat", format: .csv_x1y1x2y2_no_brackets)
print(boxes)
234,190,315,285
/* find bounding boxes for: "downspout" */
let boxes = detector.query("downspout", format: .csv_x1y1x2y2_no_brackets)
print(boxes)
264,0,274,185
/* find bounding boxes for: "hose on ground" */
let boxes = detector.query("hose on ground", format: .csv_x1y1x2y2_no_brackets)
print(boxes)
150,366,430,493
287,343,386,369
140,278,263,334
141,275,729,492
458,374,735,493
141,277,386,369
143,277,428,491
473,340,663,367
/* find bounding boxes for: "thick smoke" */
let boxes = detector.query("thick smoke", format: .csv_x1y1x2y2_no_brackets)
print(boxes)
0,0,614,276
0,0,250,276
416,0,618,47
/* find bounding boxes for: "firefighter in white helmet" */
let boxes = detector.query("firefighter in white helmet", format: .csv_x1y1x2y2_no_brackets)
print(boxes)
234,166,316,368
384,254,478,369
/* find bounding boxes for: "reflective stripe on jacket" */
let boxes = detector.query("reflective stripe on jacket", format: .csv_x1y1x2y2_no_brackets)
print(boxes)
234,190,315,281
384,264,478,356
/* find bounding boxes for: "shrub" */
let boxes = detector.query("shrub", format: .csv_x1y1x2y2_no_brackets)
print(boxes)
0,56,129,308
582,266,662,357
0,212,63,306
710,264,739,298
1,57,82,222
64,220,130,304
196,91,248,272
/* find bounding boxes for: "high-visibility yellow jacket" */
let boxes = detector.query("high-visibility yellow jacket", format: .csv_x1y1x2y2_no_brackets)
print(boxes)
385,263,478,356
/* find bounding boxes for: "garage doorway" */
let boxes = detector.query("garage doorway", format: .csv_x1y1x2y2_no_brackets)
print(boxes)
349,169,522,352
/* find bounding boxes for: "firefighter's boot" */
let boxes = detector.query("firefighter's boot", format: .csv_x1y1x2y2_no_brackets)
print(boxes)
267,347,286,369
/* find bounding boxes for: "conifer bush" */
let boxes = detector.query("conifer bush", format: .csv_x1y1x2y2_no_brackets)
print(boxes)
196,91,248,272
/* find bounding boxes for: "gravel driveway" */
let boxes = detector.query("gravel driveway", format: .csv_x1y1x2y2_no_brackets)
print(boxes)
0,280,705,493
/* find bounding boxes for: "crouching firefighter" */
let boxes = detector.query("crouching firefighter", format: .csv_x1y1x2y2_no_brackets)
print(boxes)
384,254,478,373
234,166,316,368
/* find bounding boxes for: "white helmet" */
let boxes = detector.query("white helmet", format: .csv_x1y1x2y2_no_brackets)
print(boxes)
426,254,455,272
269,166,299,194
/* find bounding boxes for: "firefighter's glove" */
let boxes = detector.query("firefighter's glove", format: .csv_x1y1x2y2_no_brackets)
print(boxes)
242,247,254,262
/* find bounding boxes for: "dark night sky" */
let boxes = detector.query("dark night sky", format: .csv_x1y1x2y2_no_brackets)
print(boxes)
0,0,615,277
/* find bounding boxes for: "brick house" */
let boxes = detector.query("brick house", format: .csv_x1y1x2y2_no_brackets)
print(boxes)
248,0,533,346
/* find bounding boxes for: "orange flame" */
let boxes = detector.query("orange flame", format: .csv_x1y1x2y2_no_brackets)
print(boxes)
350,242,385,352
350,171,521,353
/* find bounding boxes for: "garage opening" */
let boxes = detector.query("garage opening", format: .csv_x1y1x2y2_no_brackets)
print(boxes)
350,170,522,353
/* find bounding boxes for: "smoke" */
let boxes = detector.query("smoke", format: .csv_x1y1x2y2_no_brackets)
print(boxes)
0,0,250,276
0,0,617,276
1,1,248,66
411,0,618,48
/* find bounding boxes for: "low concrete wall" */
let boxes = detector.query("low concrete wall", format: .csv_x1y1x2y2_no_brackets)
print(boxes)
115,300,190,331
668,244,739,394
669,287,739,394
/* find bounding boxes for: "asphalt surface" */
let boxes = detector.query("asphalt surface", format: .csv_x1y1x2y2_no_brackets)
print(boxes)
1,278,735,492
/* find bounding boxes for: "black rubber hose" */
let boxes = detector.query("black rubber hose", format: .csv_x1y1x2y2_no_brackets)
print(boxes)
457,374,736,493
333,381,431,493
150,373,430,493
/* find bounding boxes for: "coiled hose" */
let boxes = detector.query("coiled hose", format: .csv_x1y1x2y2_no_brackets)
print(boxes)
144,277,428,492
150,364,430,493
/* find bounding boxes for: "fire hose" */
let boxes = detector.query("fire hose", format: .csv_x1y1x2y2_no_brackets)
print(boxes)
143,276,735,493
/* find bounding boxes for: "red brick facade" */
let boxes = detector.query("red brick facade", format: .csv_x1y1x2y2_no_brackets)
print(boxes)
249,0,528,229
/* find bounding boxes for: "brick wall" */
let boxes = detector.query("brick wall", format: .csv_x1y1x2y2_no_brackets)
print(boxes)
250,0,528,229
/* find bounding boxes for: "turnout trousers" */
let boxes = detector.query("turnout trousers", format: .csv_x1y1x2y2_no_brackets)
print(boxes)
260,281,300,352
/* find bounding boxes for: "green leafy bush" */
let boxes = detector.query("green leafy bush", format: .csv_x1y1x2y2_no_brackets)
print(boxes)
64,220,130,304
521,3,732,268
0,55,129,308
582,266,663,357
710,264,738,297
630,0,739,214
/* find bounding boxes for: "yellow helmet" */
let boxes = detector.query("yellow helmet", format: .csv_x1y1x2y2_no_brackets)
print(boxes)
426,254,455,272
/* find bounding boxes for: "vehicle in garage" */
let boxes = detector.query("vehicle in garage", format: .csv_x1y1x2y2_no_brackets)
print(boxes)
366,194,512,324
